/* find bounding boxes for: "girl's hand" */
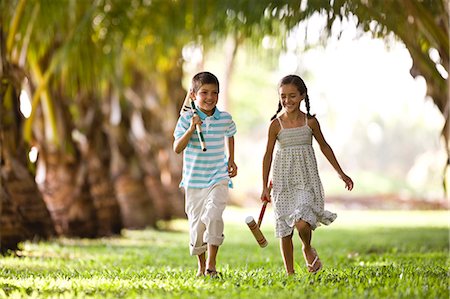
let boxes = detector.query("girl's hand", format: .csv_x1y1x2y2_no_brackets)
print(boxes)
260,188,271,203
340,173,354,191
228,160,238,177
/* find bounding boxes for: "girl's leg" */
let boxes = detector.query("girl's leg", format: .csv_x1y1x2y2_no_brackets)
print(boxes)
295,220,312,249
280,234,295,275
295,220,321,272
197,252,206,276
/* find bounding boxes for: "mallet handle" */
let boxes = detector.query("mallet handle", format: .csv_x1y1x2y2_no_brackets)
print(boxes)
190,99,207,152
257,181,272,227
257,202,267,228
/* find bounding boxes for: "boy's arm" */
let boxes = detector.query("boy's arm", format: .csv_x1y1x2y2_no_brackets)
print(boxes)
227,136,237,177
173,114,201,154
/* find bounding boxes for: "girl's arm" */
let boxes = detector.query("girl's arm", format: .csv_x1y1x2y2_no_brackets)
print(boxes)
173,114,201,154
261,119,280,201
310,117,354,190
228,136,237,177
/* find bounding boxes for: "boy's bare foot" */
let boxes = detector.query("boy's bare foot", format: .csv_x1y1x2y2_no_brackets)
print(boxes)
196,269,205,277
205,269,222,278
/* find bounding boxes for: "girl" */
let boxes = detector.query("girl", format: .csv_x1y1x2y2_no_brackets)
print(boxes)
261,74,353,275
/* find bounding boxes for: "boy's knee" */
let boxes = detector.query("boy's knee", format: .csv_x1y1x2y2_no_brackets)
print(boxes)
202,217,224,243
204,231,224,246
190,242,207,256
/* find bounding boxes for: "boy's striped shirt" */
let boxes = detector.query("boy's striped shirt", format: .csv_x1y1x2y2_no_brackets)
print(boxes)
174,107,236,189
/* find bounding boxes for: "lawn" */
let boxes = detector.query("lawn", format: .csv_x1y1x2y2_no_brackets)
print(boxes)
0,209,448,298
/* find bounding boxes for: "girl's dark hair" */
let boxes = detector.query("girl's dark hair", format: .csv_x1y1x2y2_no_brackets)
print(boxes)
270,74,315,121
191,71,220,93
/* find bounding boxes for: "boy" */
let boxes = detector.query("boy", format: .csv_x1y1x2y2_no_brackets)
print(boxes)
173,71,237,277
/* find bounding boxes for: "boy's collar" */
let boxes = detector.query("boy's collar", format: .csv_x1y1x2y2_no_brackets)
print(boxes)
196,107,221,120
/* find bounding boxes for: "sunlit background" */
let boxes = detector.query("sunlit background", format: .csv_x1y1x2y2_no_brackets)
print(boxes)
183,16,447,206
17,15,446,204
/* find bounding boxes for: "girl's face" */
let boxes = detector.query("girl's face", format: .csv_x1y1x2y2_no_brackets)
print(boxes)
192,83,219,116
279,83,305,113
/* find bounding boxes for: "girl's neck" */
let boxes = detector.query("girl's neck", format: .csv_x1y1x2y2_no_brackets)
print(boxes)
283,110,302,120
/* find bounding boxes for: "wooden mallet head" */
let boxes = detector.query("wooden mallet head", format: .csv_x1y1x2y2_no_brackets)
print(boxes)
246,201,269,248
245,216,268,248
246,182,271,248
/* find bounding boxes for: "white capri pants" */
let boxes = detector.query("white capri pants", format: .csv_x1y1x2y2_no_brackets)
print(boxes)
185,180,229,255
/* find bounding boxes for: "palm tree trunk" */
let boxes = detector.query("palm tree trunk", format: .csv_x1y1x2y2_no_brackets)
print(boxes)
74,94,122,236
37,148,98,237
85,128,122,236
111,145,156,229
2,157,55,239
33,89,99,237
0,189,25,252
0,81,55,251
108,116,157,229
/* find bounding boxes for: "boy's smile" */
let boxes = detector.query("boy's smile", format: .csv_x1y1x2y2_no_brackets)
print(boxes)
192,84,219,116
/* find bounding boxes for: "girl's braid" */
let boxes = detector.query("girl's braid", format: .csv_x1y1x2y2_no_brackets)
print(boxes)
270,102,283,121
305,93,313,118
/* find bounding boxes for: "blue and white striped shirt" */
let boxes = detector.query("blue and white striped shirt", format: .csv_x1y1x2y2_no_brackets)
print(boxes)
174,107,237,189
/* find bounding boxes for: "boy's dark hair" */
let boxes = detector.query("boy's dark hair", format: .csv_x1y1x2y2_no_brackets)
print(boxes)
270,74,315,121
191,72,220,93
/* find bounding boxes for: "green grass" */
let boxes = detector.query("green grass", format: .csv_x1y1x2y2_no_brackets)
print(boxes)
0,209,448,298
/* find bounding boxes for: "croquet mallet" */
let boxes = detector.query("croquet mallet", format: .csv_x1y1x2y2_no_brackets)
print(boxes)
189,99,207,152
245,182,272,248
180,90,207,152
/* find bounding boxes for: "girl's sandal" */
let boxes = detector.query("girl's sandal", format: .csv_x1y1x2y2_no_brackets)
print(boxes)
205,269,222,279
305,248,322,274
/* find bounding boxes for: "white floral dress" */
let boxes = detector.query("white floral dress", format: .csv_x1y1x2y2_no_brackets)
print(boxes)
272,117,336,238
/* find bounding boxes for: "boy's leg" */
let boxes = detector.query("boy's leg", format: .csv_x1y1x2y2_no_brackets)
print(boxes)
202,181,228,272
206,244,219,272
185,187,208,275
280,234,295,275
197,252,206,276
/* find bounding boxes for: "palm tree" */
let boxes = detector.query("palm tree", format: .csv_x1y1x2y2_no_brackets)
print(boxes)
0,0,56,250
1,0,447,251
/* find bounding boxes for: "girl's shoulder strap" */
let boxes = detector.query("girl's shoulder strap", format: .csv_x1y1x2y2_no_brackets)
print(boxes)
277,117,284,129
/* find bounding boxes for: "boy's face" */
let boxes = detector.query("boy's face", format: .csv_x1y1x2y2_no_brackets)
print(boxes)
191,83,219,116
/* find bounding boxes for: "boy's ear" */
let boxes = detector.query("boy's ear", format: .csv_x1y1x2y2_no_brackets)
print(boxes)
189,90,195,100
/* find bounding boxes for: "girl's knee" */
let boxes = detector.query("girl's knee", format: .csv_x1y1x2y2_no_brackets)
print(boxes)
281,233,293,240
296,220,311,232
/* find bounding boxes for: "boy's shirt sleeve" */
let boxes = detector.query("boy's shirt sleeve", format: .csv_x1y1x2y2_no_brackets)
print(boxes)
225,115,237,138
174,113,191,140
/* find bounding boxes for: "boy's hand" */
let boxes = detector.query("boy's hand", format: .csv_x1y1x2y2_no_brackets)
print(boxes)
228,160,238,177
190,114,202,131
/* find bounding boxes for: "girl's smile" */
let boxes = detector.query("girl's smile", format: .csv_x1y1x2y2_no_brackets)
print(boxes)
279,83,305,113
